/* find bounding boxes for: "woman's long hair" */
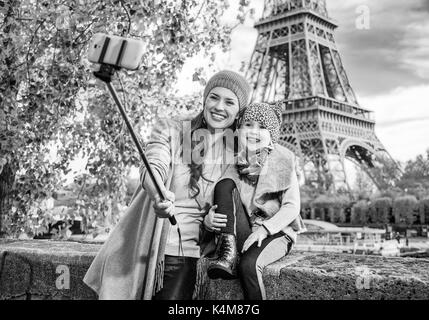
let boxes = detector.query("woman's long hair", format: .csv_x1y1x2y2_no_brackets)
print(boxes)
187,111,240,199
188,112,206,199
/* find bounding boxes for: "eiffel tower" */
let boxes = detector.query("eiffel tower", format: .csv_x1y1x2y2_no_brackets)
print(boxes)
246,0,401,194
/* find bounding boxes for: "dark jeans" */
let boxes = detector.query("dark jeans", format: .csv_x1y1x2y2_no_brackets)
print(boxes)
153,255,198,300
214,179,293,300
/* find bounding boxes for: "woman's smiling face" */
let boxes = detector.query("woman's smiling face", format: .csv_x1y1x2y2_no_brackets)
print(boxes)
203,87,240,130
239,120,272,152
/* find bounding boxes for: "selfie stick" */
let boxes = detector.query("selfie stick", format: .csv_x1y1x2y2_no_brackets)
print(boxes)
92,40,176,225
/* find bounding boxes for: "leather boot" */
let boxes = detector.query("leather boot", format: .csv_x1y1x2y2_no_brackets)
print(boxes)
207,233,238,280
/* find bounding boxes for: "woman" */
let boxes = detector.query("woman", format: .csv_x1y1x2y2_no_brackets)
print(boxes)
83,70,251,300
204,102,306,300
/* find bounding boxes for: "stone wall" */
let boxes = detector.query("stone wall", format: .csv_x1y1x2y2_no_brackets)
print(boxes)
0,240,99,300
1,240,429,300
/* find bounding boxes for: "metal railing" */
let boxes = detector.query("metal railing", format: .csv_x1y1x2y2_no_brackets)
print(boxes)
278,96,375,121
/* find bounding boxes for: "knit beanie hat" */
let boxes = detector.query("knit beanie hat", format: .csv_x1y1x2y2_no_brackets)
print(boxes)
242,102,283,144
203,70,251,112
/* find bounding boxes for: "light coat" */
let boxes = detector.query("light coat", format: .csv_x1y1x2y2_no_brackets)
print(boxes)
83,118,183,300
222,144,307,241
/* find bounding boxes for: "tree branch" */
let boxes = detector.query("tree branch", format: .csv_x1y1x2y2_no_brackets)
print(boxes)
230,8,253,31
119,0,131,35
192,0,206,24
25,18,46,86
73,20,94,45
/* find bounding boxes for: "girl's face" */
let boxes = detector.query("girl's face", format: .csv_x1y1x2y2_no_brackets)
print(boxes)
239,120,272,152
204,87,240,131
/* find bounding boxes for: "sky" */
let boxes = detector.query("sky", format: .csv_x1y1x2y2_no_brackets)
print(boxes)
174,0,429,163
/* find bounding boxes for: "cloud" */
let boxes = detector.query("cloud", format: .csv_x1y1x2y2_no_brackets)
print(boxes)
376,117,429,128
360,85,429,162
327,0,429,96
399,20,429,79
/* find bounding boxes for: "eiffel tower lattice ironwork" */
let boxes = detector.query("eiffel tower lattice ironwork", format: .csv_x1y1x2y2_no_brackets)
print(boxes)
246,0,401,193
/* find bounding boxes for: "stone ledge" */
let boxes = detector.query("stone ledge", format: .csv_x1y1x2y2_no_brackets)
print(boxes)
0,240,100,300
1,240,429,300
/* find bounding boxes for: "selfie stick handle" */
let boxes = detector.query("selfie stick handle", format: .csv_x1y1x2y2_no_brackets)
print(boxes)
94,65,177,226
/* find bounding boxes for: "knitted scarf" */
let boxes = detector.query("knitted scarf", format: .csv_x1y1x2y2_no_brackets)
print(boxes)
235,145,273,185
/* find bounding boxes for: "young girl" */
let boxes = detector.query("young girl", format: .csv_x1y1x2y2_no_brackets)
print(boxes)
203,102,306,300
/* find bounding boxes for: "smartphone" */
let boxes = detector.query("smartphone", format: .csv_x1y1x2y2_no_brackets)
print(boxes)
88,33,145,70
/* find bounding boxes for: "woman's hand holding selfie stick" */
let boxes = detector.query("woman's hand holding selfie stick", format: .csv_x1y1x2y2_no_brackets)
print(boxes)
142,168,176,220
89,34,177,225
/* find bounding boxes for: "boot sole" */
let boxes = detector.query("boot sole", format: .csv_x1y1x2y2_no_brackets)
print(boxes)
207,265,237,280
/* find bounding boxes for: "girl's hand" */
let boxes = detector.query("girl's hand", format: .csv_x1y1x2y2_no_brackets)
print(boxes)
203,205,228,232
242,227,269,253
153,190,175,219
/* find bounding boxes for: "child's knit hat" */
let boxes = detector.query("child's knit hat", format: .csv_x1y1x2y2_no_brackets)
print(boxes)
242,102,283,144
